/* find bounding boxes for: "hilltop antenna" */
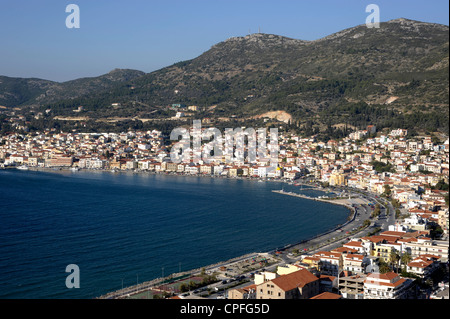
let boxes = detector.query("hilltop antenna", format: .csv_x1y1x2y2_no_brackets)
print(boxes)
258,26,261,33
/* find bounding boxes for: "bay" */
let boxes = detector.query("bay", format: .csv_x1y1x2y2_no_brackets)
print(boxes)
0,169,349,299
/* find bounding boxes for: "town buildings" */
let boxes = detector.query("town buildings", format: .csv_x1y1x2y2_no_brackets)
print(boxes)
1,125,448,300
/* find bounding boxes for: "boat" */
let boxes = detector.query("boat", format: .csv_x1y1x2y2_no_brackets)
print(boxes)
16,165,29,170
70,167,80,172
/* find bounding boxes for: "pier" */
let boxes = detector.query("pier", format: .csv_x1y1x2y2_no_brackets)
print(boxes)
272,189,350,203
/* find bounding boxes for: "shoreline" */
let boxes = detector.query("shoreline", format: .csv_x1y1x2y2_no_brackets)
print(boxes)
270,189,359,250
97,190,360,299
4,166,364,299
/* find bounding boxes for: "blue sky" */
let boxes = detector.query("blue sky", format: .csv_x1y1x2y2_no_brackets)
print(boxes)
0,0,448,82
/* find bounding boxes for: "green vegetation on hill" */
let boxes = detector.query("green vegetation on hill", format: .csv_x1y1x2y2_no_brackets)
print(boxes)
371,161,396,173
1,19,448,137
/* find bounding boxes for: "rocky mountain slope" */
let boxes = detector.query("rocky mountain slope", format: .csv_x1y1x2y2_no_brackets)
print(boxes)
0,69,145,107
1,18,448,134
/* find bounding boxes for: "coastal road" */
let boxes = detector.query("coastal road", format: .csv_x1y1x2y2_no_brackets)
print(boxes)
356,190,396,232
202,188,399,299
188,186,398,300
275,188,396,263
177,187,399,300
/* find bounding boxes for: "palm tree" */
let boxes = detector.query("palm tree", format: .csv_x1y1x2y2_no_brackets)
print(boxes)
400,252,412,272
379,259,391,274
389,250,400,273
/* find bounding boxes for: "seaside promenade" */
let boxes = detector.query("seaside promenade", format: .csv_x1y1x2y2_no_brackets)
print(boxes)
98,181,384,299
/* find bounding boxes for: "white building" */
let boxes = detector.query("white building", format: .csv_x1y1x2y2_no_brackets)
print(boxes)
363,272,412,299
254,271,278,285
406,254,441,278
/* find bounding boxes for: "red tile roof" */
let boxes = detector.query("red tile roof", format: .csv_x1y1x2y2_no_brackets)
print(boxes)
270,269,318,291
310,292,342,299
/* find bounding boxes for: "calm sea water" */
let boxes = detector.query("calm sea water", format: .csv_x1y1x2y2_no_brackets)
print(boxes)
0,169,348,299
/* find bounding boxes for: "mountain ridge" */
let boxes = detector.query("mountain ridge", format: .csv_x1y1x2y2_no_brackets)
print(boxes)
0,69,145,107
1,18,448,135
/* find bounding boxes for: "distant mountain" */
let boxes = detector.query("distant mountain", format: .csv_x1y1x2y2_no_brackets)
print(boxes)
0,68,145,107
1,18,449,134
125,18,448,118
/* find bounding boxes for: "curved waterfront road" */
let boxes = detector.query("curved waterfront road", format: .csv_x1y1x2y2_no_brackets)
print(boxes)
102,185,397,299
275,187,397,263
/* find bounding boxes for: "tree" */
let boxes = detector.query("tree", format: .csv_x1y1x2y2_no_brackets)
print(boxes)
389,250,400,273
432,180,449,191
391,199,401,209
188,281,196,290
424,278,434,289
371,161,395,173
400,252,412,272
378,259,391,274
371,204,381,218
430,225,443,239
383,184,391,197
179,283,189,293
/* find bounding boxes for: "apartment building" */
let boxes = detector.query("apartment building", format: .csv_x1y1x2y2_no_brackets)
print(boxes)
47,155,73,167
406,254,441,278
228,284,257,300
404,239,449,260
363,272,413,299
256,269,319,299
339,274,367,299
312,251,343,276
343,254,368,274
